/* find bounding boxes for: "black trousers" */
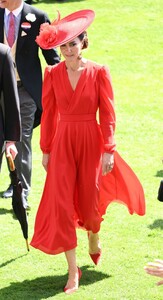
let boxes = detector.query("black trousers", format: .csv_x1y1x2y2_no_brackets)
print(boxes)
14,84,37,198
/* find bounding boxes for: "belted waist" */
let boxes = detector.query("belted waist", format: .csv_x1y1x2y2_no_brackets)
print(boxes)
59,114,96,122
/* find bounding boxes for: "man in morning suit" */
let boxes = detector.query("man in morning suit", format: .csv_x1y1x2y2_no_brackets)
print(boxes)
0,0,60,208
0,43,21,169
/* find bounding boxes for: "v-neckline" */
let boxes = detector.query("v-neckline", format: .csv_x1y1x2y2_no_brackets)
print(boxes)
64,61,87,92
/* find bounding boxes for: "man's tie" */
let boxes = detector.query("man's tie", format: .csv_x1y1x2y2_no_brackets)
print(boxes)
7,12,15,47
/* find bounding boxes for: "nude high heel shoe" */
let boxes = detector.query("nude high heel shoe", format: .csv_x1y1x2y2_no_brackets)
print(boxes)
88,231,102,265
63,267,82,295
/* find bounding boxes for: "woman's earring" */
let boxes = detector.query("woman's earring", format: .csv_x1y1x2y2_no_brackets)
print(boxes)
78,52,82,60
59,52,62,60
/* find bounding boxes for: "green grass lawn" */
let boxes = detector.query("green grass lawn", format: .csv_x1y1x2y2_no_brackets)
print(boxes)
0,0,163,299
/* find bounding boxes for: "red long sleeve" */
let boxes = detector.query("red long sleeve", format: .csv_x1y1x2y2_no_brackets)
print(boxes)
98,66,116,153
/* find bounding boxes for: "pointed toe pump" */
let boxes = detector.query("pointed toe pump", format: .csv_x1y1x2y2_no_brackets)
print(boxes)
63,267,82,295
89,251,101,265
88,231,102,265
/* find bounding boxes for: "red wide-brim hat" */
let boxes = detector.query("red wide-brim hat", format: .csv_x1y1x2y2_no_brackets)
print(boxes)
36,9,95,49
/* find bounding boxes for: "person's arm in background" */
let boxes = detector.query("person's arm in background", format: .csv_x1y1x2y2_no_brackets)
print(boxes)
144,259,163,285
2,46,21,159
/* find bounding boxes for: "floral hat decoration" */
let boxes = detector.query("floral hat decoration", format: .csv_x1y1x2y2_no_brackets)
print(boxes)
36,9,95,49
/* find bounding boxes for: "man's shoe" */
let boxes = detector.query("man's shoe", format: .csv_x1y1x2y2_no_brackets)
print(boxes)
3,184,13,198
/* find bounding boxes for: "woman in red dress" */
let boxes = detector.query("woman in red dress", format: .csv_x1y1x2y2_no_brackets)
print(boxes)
30,10,145,294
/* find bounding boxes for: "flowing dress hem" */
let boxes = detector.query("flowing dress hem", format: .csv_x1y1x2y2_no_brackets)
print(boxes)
30,242,77,255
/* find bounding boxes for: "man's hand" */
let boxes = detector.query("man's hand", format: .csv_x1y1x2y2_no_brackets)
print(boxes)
5,142,18,160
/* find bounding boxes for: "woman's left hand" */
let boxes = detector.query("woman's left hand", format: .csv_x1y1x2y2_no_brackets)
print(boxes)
42,153,50,172
102,152,114,176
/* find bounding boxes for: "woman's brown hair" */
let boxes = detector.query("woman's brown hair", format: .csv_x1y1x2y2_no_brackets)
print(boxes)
78,31,88,49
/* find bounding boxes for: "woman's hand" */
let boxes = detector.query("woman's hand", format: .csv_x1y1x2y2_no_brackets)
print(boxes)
42,153,50,172
144,259,163,285
102,152,114,176
5,142,18,160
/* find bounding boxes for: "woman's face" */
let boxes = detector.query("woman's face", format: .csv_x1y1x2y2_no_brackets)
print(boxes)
60,37,83,62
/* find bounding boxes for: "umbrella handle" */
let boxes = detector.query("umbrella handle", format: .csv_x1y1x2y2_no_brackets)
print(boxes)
7,155,15,171
26,239,30,252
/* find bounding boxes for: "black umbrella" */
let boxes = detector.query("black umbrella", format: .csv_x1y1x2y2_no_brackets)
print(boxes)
7,155,29,251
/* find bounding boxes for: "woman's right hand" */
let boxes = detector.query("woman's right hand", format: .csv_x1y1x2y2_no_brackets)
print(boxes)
42,153,50,172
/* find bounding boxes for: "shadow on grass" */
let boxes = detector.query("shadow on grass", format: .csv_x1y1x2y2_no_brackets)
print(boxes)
0,191,6,198
0,265,111,299
0,207,13,215
0,254,28,268
148,219,163,230
0,206,30,219
155,170,163,177
33,0,85,5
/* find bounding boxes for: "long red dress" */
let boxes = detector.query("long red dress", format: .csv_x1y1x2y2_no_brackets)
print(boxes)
30,60,145,255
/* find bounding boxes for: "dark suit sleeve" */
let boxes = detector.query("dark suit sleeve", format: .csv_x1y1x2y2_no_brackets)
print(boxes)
40,13,60,65
2,47,21,141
